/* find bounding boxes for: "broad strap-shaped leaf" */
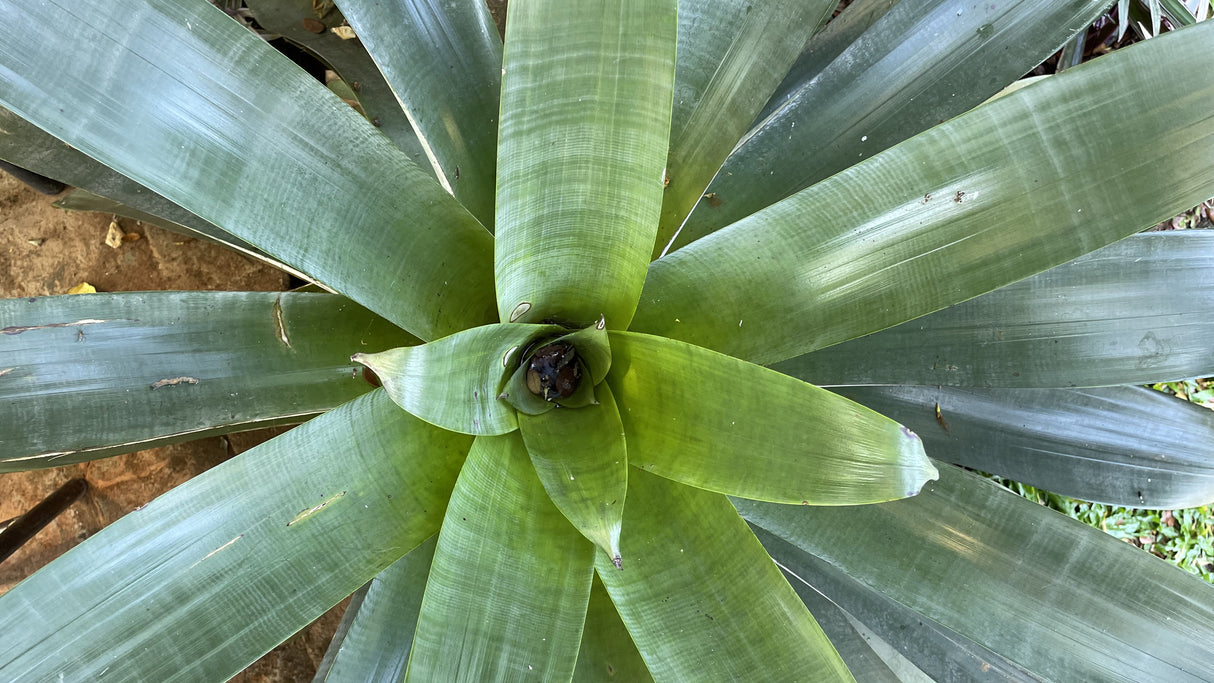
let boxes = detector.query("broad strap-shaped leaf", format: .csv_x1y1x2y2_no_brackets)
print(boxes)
606,331,936,504
494,0,676,329
406,433,595,681
0,391,469,681
835,385,1214,509
316,535,436,682
519,382,628,568
353,323,561,435
773,563,905,683
1,292,412,470
737,464,1214,681
0,107,288,271
573,576,652,682
652,0,834,257
52,189,293,274
671,0,1112,251
335,0,502,227
0,0,496,340
774,233,1214,388
756,0,901,124
758,526,1038,682
596,469,854,681
242,0,429,165
312,584,371,683
633,21,1214,366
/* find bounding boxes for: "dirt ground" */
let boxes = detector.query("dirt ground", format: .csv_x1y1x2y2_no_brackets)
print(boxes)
0,169,346,681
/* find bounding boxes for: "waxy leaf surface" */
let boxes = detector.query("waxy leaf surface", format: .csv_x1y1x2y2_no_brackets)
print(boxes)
406,433,594,681
0,391,468,681
607,331,936,504
494,0,676,329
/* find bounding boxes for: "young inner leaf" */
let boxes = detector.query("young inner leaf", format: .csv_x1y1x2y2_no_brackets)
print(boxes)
519,382,629,569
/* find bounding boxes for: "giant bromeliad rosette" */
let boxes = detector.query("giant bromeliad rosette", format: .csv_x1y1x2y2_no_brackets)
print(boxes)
1,0,1213,680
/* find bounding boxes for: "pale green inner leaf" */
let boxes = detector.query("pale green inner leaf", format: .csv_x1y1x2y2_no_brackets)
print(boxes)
520,382,628,567
406,432,595,681
494,0,677,328
597,469,855,681
607,331,936,504
353,323,561,435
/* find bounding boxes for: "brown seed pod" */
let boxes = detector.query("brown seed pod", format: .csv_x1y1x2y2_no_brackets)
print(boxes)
525,341,581,401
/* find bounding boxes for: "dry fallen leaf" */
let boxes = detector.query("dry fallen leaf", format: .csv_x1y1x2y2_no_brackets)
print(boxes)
105,220,124,248
66,282,96,294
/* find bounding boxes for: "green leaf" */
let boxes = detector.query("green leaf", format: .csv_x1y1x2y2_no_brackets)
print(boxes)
606,331,936,504
573,576,652,682
406,433,595,681
756,0,900,124
737,464,1214,681
353,323,561,435
775,233,1214,388
0,107,288,271
242,0,429,165
756,526,1037,682
633,21,1214,365
519,381,628,567
834,385,1214,509
0,0,496,340
0,292,412,470
51,189,291,272
334,0,502,227
773,563,904,683
501,359,561,416
558,316,612,383
0,390,469,681
596,469,854,681
1158,0,1199,26
317,535,436,682
652,0,834,256
672,0,1111,251
494,0,676,329
313,584,371,683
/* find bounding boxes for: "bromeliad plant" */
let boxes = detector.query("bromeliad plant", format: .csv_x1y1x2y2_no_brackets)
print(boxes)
2,0,1214,680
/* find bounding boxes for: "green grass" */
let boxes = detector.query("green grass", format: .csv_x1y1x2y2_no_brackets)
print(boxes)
994,376,1214,584
996,478,1214,583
